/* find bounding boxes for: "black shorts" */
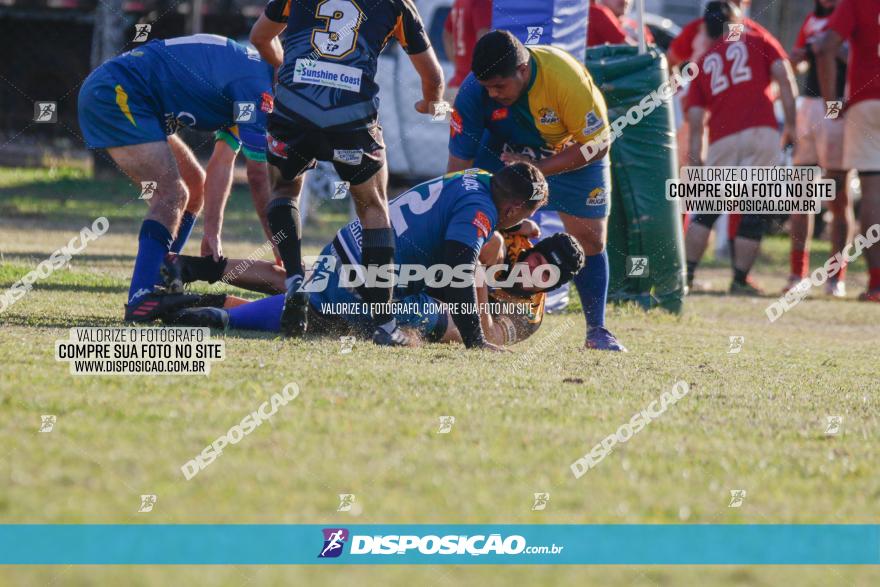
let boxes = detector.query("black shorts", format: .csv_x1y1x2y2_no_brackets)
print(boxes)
266,111,385,184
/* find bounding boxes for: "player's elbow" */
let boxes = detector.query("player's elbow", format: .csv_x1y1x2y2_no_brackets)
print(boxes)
814,31,839,58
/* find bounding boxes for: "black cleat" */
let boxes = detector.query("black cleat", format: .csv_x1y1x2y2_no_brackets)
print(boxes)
160,253,186,293
124,290,227,323
372,326,417,347
163,306,229,329
280,275,309,337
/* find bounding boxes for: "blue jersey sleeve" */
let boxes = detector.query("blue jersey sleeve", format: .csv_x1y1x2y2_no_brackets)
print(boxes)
449,75,487,161
444,191,498,252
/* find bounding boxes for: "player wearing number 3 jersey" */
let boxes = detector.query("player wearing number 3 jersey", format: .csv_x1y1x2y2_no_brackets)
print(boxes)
248,0,445,346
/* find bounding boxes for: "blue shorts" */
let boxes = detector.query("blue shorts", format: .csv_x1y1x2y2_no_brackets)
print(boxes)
78,65,166,149
474,151,611,219
308,244,448,340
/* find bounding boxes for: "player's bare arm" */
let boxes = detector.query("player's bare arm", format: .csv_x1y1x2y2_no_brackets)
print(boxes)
201,141,238,261
502,143,608,177
249,14,286,68
770,58,799,150
408,48,446,114
685,106,706,167
816,30,844,106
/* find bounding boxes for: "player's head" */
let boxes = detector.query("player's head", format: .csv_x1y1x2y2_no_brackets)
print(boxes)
490,162,548,229
514,233,585,293
471,30,531,106
704,1,741,40
815,0,837,15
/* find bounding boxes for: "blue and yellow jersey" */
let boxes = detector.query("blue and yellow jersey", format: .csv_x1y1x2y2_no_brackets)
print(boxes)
264,0,431,128
449,45,609,160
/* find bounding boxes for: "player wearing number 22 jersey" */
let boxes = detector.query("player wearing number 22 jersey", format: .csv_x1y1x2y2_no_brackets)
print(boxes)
683,2,797,296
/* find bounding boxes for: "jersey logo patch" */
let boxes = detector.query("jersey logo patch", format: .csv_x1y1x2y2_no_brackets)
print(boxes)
260,92,274,113
539,108,559,125
472,211,491,239
267,134,288,159
584,110,604,135
293,58,362,92
333,149,364,166
588,187,607,206
450,110,463,137
491,107,509,121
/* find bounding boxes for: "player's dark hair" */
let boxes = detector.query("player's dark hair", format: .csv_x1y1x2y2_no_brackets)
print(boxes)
704,1,739,40
490,162,548,208
814,0,833,17
472,30,530,81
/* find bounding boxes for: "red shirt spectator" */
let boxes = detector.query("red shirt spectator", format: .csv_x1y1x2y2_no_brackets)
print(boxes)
620,15,655,45
828,0,880,106
686,32,787,144
587,3,630,46
443,0,493,88
669,16,786,66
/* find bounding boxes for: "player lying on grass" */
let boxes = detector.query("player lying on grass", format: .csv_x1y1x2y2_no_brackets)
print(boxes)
77,34,275,322
249,0,445,344
161,224,584,347
448,30,625,351
160,163,574,350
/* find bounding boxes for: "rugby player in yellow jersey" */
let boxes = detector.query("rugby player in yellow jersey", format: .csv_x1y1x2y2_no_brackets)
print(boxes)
447,30,626,351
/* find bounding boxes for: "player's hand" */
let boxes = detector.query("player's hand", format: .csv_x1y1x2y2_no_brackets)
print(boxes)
475,340,509,353
514,219,541,238
781,124,796,151
500,152,534,166
414,100,431,114
201,233,223,262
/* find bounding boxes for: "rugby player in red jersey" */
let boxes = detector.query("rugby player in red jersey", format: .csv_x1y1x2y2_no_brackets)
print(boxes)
443,0,492,92
817,0,880,302
683,1,798,295
785,0,853,297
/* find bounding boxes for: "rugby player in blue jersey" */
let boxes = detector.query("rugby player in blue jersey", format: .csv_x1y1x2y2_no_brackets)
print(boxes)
249,0,445,345
447,30,627,351
77,34,275,321
163,163,570,350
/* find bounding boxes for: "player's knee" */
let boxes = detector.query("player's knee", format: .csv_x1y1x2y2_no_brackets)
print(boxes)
571,229,605,256
737,215,765,241
692,214,717,229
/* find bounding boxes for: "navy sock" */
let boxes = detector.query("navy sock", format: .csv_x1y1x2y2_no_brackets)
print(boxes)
170,211,196,254
129,219,172,304
266,198,303,279
361,228,396,328
228,295,285,332
573,250,609,330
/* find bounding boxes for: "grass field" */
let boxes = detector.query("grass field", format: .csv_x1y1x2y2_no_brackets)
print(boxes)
1,167,879,585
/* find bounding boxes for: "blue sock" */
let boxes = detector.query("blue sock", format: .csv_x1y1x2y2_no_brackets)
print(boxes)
228,295,285,332
573,250,609,330
129,220,173,304
170,211,196,253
